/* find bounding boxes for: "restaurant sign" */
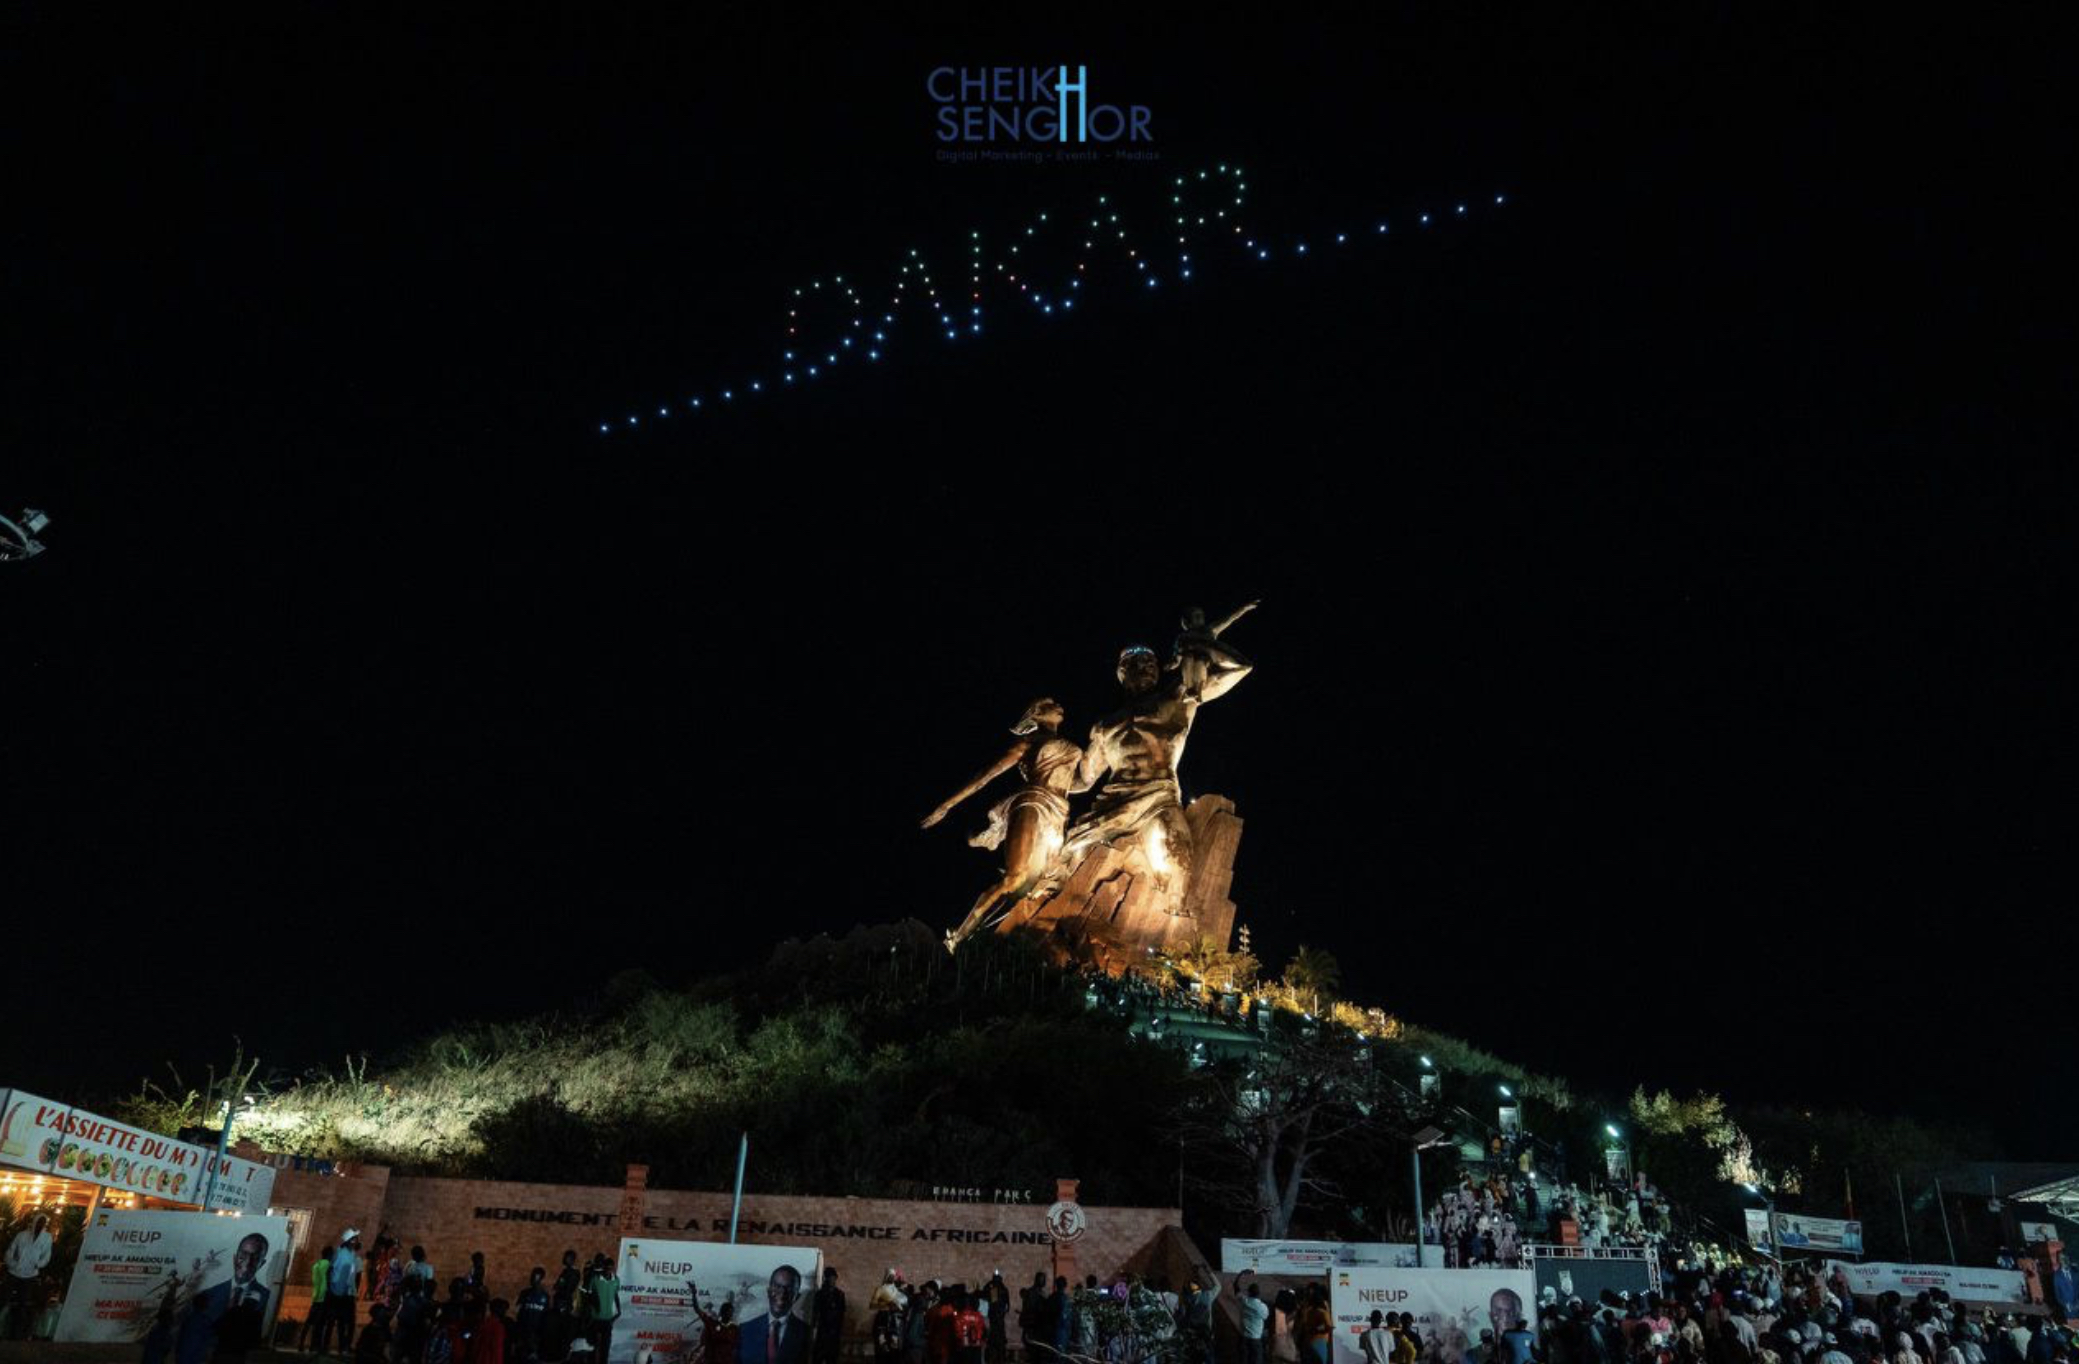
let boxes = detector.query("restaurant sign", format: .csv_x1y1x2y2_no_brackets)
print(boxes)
0,1088,276,1213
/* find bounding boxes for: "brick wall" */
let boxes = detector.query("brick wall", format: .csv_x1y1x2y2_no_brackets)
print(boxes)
259,1160,391,1322
267,1166,1178,1339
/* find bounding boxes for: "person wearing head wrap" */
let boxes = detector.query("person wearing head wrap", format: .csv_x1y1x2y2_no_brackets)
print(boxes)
872,1272,909,1314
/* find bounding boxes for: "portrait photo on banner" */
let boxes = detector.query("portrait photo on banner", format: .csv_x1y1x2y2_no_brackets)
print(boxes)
55,1209,291,1354
1330,1267,1539,1364
612,1239,823,1364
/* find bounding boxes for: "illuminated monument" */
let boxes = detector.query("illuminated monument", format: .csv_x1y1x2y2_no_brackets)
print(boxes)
925,603,1255,971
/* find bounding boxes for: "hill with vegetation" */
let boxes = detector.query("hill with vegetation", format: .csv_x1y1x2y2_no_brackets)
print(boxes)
119,922,1998,1258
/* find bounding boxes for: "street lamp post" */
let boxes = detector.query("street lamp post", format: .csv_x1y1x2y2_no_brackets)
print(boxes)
199,1094,256,1213
1412,1127,1448,1266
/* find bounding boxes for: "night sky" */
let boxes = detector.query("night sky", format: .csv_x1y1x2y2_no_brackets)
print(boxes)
5,6,2069,1150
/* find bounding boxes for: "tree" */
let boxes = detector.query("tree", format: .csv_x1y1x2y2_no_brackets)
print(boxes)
1172,933,1261,994
1283,946,1341,1014
118,1044,266,1140
1177,1012,1390,1236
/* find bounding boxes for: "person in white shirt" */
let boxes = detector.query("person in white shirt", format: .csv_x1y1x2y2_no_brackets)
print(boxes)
1238,1275,1271,1364
327,1229,364,1353
4,1214,51,1281
4,1214,52,1340
1362,1311,1394,1364
1730,1305,1760,1353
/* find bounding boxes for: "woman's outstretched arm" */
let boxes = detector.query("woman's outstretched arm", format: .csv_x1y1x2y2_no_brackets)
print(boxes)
921,739,1028,828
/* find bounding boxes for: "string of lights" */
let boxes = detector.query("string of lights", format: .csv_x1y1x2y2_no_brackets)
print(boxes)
597,167,1506,434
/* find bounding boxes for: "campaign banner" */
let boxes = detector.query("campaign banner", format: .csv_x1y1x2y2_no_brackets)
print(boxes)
1223,1240,1437,1274
55,1209,291,1347
1745,1210,1773,1249
0,1089,276,1213
1225,1239,1340,1273
612,1237,821,1364
1330,1267,1537,1364
1826,1260,2028,1304
1774,1214,1863,1256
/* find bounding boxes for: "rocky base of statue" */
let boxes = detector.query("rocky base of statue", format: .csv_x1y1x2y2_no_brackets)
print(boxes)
993,794,1243,972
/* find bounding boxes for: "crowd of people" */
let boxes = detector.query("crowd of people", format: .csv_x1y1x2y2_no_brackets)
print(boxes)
9,1176,2077,1364
292,1227,624,1363
1531,1257,2078,1364
1427,1171,1675,1269
867,1266,1227,1364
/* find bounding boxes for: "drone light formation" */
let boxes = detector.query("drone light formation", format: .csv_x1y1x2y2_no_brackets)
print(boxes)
597,171,1507,434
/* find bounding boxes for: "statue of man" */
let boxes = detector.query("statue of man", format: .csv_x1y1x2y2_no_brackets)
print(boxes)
1055,602,1256,900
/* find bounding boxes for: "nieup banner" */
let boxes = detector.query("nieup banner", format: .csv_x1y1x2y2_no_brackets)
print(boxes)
55,1209,291,1350
1330,1267,1537,1364
612,1237,821,1364
1223,1240,1437,1274
0,1089,276,1213
1826,1260,2027,1303
1224,1239,1341,1273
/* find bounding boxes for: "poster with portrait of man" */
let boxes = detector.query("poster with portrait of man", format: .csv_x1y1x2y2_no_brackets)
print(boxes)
1330,1267,1537,1364
611,1237,822,1364
1771,1214,1863,1256
55,1208,290,1355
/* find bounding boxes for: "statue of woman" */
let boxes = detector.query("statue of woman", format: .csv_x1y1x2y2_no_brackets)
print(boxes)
923,698,1084,950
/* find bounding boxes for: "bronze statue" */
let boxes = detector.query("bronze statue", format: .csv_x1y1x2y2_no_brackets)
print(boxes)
924,698,1084,950
1057,602,1255,897
925,603,1257,964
